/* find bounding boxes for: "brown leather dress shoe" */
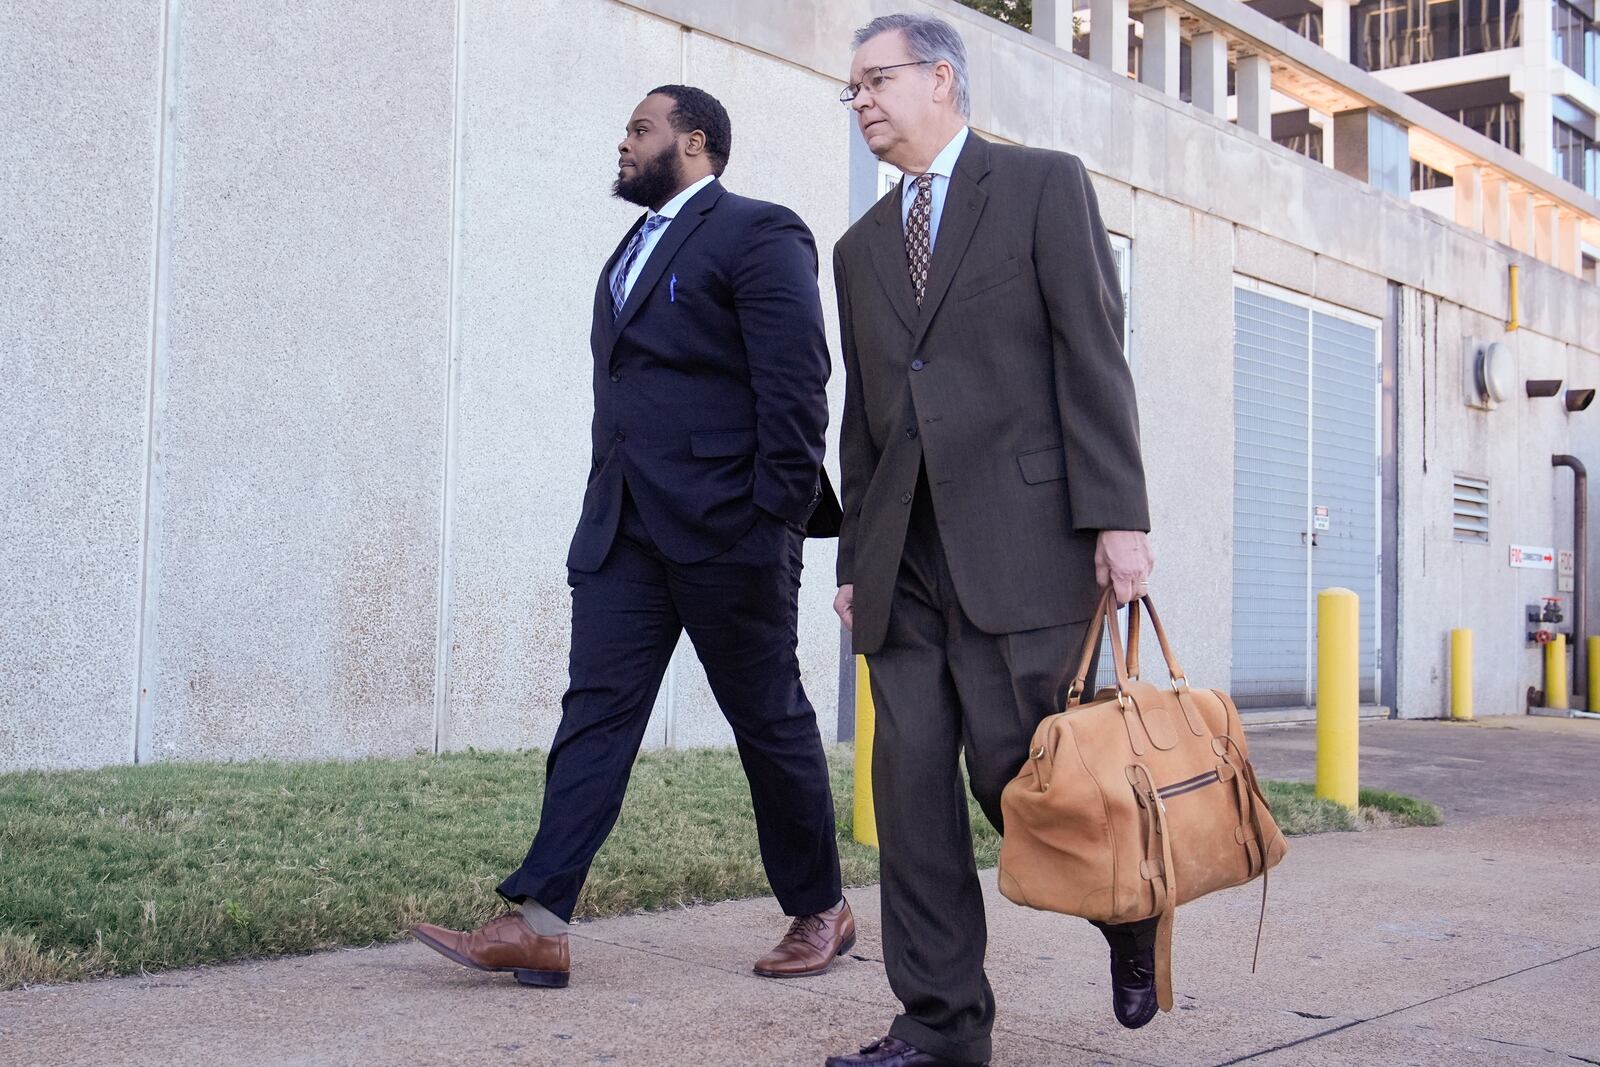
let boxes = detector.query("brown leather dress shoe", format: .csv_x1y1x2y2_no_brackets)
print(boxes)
411,913,570,988
752,898,856,978
824,1035,986,1067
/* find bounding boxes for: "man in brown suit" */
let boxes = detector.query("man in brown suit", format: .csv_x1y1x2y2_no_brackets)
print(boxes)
826,13,1158,1067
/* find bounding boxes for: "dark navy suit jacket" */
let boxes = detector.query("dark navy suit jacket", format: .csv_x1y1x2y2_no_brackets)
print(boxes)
568,179,840,573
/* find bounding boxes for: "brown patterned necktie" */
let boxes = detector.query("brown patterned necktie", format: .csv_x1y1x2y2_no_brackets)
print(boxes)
905,173,934,306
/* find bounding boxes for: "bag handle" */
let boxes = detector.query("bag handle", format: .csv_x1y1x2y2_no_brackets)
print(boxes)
1068,588,1130,705
1067,590,1190,706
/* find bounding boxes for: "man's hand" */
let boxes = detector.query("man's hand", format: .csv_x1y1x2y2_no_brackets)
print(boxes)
1095,531,1154,606
833,584,854,633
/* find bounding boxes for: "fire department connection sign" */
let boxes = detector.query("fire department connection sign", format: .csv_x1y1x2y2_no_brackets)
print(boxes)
1509,545,1556,570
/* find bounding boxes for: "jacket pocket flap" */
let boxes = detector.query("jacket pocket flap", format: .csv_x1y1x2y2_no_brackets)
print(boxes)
956,257,1021,300
690,428,758,457
1017,446,1068,484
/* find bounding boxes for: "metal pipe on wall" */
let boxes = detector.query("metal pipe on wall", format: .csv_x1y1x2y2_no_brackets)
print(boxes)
1552,455,1588,698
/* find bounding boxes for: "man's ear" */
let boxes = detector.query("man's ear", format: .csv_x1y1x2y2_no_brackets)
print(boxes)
683,129,708,158
932,59,954,105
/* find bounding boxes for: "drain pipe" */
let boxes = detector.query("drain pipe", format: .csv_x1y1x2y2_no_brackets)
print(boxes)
1552,455,1587,701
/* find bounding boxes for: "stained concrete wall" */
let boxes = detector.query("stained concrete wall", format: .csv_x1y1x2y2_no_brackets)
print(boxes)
141,1,456,762
6,0,1600,771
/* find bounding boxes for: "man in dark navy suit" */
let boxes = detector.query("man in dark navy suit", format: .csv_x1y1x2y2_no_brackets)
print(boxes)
413,86,852,990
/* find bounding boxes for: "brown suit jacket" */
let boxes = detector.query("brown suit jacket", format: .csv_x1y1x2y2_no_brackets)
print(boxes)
833,132,1150,655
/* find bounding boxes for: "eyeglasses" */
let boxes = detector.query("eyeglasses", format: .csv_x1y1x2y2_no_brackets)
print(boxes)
838,61,934,105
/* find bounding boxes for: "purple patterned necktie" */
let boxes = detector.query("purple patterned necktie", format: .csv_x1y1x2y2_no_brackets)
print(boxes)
611,214,670,318
905,173,934,306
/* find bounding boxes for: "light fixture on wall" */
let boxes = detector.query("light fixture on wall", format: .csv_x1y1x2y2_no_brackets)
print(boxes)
1567,389,1595,412
1525,379,1564,398
1464,340,1515,410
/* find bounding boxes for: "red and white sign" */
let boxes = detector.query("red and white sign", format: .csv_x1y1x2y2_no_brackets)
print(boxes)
1509,544,1556,570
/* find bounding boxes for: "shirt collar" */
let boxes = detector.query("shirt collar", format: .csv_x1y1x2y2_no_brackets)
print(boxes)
649,174,716,222
901,126,970,198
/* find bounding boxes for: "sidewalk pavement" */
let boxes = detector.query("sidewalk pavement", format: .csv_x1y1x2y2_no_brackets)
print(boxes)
3,718,1597,1067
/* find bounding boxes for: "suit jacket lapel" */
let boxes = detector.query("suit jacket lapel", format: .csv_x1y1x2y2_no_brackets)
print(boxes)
608,180,724,351
592,216,644,358
910,133,991,353
867,183,917,333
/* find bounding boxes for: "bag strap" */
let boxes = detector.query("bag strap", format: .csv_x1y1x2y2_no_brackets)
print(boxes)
1068,588,1128,705
1130,764,1176,1013
1215,733,1274,975
1126,598,1142,681
1068,591,1191,707
1136,595,1189,690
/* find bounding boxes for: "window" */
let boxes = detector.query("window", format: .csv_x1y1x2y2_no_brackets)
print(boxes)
1412,161,1455,190
1273,110,1326,162
1447,101,1522,152
1554,0,1600,86
1109,233,1133,364
1452,476,1490,543
1351,0,1521,71
1554,119,1600,197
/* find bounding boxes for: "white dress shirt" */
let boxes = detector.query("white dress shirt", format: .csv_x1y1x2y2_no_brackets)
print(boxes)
610,173,716,306
898,126,969,252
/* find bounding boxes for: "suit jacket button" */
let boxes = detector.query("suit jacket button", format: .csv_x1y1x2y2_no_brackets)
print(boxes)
614,430,626,443
610,372,622,382
911,359,925,371
900,491,912,504
906,427,918,439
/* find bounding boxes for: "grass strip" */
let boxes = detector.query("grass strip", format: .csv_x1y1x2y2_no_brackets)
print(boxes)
1,745,1434,989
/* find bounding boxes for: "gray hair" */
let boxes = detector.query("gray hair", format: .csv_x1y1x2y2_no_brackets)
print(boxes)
851,13,971,120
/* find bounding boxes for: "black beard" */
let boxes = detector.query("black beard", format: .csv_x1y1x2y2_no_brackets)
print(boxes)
612,146,684,209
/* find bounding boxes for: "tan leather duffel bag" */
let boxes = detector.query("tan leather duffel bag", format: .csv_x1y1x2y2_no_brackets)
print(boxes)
998,590,1287,1012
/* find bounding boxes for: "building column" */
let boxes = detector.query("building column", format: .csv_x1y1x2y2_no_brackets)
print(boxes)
1535,201,1560,263
1090,0,1130,75
1192,31,1228,117
1031,0,1074,49
1454,164,1484,230
1558,213,1582,274
1236,54,1273,136
1522,0,1554,69
1140,6,1181,96
1310,109,1335,167
1333,108,1410,197
1520,90,1555,173
1507,189,1536,253
1482,177,1509,243
1321,0,1352,62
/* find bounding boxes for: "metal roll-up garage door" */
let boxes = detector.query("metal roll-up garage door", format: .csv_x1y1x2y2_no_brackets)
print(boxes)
1232,283,1380,708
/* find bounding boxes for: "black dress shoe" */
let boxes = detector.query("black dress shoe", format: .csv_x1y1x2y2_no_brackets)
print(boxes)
824,1035,986,1067
1102,917,1160,1029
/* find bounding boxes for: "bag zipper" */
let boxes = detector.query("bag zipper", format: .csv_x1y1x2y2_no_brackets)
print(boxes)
1157,769,1221,800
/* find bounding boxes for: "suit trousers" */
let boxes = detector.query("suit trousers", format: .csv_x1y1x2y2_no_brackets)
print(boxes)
865,476,1104,1065
497,490,842,921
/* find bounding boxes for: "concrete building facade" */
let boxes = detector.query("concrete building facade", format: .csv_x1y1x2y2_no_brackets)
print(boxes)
4,0,1597,771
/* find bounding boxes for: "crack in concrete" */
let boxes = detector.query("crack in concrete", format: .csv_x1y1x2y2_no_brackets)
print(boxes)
1211,944,1600,1065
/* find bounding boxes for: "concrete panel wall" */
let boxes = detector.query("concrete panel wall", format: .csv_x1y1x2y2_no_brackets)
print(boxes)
443,0,684,754
141,0,455,761
1129,193,1237,689
1393,292,1590,717
0,2,164,769
8,0,1600,769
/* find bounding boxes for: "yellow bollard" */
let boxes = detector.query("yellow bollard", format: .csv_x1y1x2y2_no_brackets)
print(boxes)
852,655,878,848
1450,629,1474,721
1546,634,1569,710
1590,637,1599,713
1316,588,1360,809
